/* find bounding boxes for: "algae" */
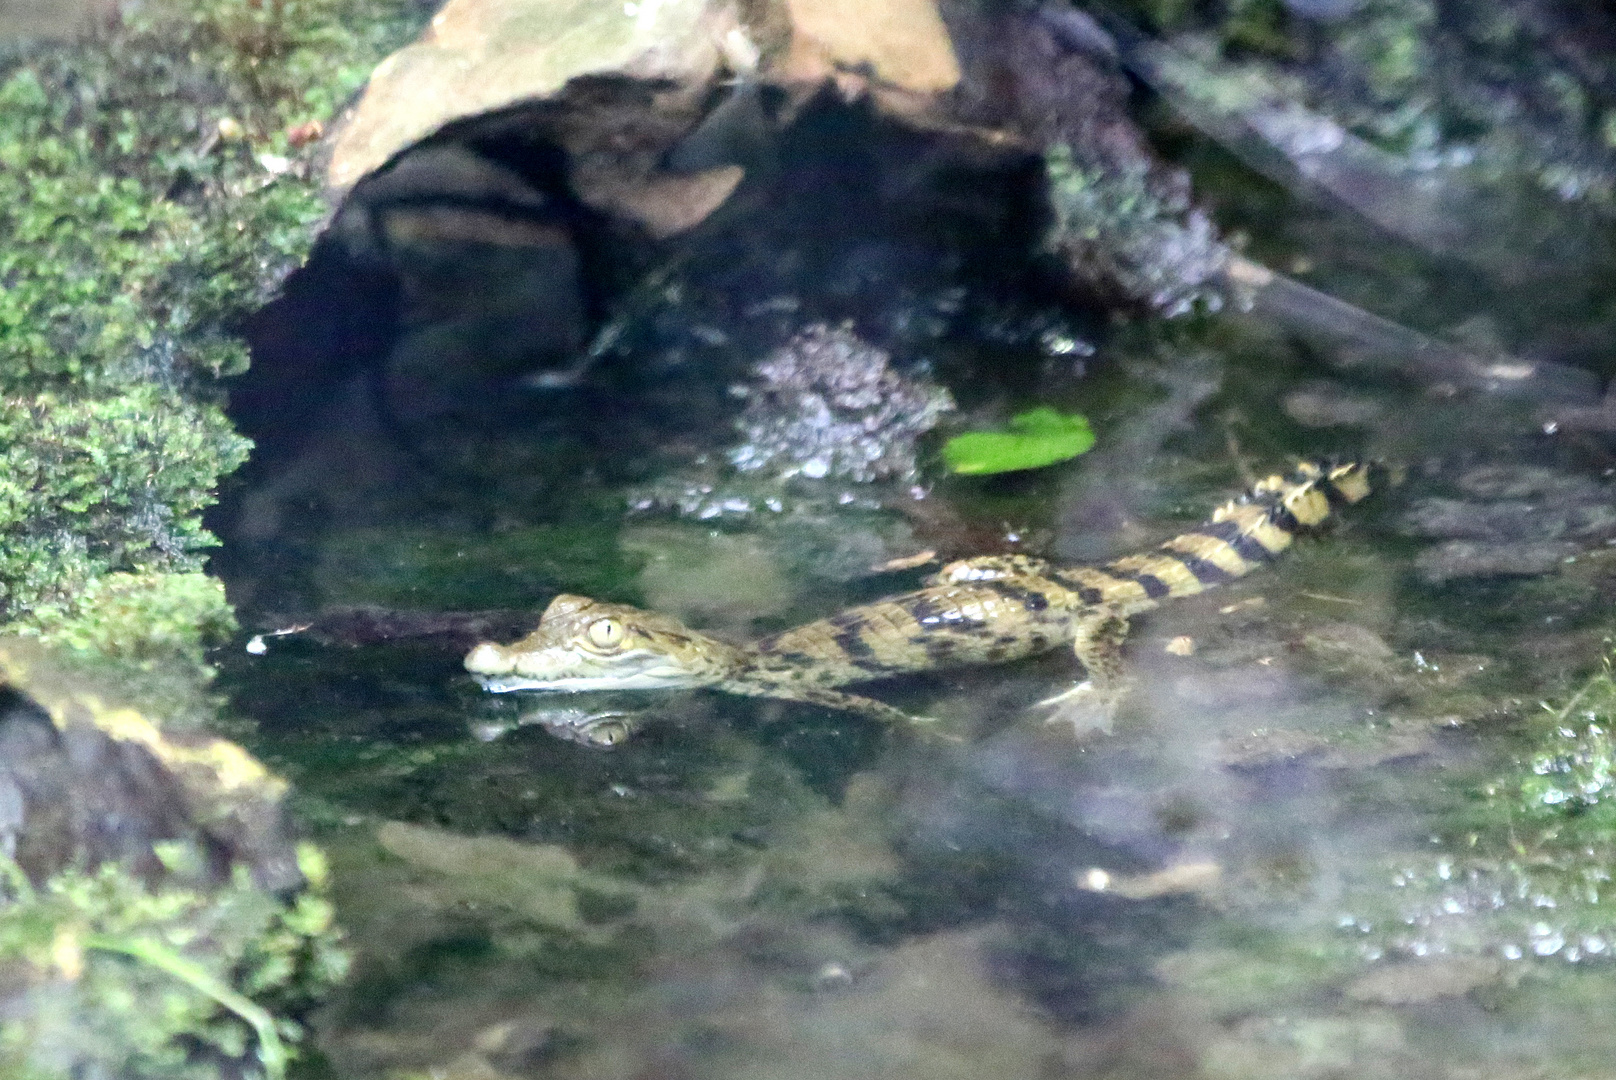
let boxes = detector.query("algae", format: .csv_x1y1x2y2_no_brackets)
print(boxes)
0,2,432,1076
0,0,429,657
0,843,345,1080
1114,0,1616,214
1330,654,1616,966
1043,143,1229,316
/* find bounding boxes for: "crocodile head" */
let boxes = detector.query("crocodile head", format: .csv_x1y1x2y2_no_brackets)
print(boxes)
464,594,746,693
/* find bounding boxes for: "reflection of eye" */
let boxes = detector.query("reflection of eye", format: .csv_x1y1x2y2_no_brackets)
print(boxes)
590,721,629,746
586,618,624,650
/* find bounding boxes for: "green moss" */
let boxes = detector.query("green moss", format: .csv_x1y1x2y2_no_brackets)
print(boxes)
1044,143,1228,315
1332,655,1616,964
1221,0,1296,60
0,4,429,1075
1111,0,1197,34
0,389,249,613
0,842,346,1080
1334,1,1436,112
23,572,237,671
1508,660,1616,835
0,0,431,652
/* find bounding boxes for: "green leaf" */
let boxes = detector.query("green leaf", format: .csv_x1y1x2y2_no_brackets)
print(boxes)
942,407,1095,475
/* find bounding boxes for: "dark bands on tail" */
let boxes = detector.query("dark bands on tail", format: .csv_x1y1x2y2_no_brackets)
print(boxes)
1055,461,1375,609
1194,517,1281,565
1165,551,1238,587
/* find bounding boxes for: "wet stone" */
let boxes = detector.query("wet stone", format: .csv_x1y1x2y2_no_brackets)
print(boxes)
1343,957,1500,1005
1399,498,1616,543
1398,463,1616,582
727,323,955,483
1280,382,1385,428
0,689,210,885
1297,622,1398,682
1415,539,1578,584
1454,464,1607,502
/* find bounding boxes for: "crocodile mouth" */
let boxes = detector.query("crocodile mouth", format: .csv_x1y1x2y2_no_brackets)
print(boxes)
475,669,701,693
466,643,714,692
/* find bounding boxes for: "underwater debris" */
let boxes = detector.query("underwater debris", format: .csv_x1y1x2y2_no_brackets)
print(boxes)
1224,257,1598,402
728,323,955,484
942,407,1095,475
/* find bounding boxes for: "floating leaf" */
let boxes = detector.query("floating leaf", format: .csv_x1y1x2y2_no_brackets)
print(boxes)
942,407,1095,475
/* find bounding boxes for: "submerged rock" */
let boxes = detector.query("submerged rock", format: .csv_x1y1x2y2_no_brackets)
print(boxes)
1281,382,1386,428
1415,539,1577,584
1344,956,1501,1005
1401,499,1616,543
729,323,955,483
1401,464,1616,582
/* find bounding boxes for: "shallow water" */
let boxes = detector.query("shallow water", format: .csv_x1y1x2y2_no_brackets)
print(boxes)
215,102,1616,1079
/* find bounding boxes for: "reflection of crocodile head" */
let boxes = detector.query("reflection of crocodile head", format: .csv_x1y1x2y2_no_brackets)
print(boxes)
464,594,744,693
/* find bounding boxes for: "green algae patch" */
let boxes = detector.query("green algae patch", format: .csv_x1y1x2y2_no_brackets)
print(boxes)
1464,655,1616,872
942,407,1095,475
1154,943,1339,1021
1328,655,1616,968
0,0,430,652
312,523,647,612
0,3,434,1075
0,844,346,1080
373,821,636,936
0,644,345,1080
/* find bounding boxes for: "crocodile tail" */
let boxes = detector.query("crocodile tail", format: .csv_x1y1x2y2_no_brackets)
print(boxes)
1058,461,1375,607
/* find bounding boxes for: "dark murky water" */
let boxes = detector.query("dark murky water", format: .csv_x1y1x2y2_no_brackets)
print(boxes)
213,94,1616,1079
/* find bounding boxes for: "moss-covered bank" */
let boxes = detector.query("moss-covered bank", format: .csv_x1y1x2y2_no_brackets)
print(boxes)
0,2,429,1076
0,0,428,660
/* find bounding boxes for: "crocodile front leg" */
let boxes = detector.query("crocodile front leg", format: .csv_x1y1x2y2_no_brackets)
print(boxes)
1035,609,1133,738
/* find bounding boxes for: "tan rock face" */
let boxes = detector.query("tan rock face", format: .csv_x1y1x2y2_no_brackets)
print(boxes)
327,0,962,201
777,0,959,92
327,0,738,191
573,162,745,239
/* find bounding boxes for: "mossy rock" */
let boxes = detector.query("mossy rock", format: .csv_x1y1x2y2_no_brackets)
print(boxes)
0,640,344,1080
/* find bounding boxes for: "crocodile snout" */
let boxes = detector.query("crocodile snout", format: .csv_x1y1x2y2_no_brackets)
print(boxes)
464,642,512,675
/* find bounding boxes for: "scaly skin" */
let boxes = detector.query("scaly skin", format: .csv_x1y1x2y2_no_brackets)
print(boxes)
465,462,1375,740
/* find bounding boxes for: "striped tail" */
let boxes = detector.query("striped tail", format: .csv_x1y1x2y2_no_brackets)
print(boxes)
1053,462,1374,610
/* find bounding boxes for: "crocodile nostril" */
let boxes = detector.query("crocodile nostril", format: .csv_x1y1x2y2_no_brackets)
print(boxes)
464,643,510,674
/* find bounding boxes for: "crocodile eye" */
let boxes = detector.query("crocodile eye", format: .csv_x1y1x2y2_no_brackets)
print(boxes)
586,618,624,650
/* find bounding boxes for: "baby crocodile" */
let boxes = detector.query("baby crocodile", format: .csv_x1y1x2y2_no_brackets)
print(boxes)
465,462,1375,739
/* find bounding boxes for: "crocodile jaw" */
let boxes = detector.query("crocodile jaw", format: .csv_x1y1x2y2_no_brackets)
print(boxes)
474,669,711,693
465,642,721,693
